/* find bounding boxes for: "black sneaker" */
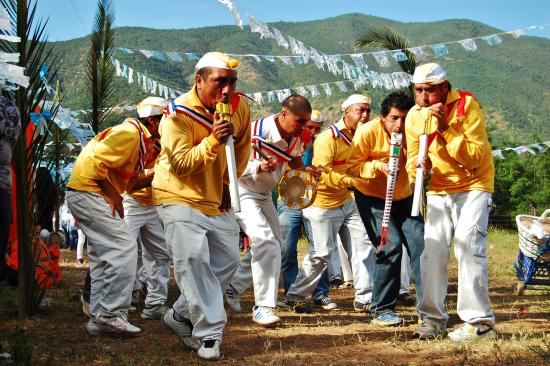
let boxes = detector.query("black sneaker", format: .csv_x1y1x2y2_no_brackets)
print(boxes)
353,300,369,313
313,297,339,310
397,293,416,306
281,300,314,314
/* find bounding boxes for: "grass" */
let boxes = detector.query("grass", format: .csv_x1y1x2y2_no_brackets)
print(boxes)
0,228,549,365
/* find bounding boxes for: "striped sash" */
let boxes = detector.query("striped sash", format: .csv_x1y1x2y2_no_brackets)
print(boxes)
330,124,352,146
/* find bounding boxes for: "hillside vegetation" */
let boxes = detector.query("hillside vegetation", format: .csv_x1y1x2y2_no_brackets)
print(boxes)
50,14,550,146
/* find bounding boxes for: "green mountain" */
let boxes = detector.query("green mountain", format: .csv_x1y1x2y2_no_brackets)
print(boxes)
49,13,550,147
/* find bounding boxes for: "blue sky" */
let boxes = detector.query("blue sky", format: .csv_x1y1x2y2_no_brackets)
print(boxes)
37,0,550,41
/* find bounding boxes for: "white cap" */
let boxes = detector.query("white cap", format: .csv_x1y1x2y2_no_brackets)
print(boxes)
341,94,371,111
195,51,240,71
412,63,448,84
136,97,168,118
310,110,323,123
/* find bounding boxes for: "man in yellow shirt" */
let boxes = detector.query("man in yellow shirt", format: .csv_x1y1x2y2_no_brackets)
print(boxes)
121,97,171,321
405,63,496,341
282,94,376,312
153,52,250,360
66,97,164,336
347,91,424,326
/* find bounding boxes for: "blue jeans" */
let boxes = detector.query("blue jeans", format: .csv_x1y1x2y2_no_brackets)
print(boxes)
355,192,424,317
278,202,329,301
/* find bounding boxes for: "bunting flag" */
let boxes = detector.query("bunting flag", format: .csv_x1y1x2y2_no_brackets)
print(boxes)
113,56,412,105
0,4,28,90
118,21,548,77
217,0,244,30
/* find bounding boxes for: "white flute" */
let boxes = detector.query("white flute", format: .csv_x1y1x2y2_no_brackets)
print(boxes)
217,103,241,213
411,134,427,216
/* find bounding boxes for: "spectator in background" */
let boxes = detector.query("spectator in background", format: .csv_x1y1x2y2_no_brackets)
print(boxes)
0,96,20,289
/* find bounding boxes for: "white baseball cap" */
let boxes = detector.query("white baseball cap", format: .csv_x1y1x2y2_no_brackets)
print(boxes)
412,63,448,84
310,110,323,123
195,51,240,71
341,94,371,111
136,97,168,118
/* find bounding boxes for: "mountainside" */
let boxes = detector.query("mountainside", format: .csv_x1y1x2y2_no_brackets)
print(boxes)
49,13,550,146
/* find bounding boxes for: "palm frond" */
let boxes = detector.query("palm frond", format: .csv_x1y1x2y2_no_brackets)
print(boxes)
354,25,418,96
83,0,116,133
1,0,61,316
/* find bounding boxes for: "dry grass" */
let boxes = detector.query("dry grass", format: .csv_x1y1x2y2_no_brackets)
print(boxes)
0,228,549,365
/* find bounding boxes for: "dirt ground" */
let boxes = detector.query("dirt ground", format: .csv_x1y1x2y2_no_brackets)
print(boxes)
0,228,549,365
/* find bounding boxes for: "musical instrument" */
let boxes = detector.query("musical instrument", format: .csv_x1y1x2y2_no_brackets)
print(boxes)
411,110,432,217
278,168,318,209
216,102,241,212
379,132,403,250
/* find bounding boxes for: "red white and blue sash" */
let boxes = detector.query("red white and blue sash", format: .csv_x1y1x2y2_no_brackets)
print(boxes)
330,124,352,146
164,99,214,133
251,118,297,163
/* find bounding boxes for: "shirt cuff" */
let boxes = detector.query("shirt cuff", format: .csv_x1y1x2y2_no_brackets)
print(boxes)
206,134,221,151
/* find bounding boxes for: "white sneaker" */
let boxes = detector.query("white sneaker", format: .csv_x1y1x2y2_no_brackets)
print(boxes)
224,286,241,312
94,315,141,336
162,309,201,350
252,306,281,326
448,323,496,342
198,339,221,360
141,304,169,320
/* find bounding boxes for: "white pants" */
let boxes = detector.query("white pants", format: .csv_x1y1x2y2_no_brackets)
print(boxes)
231,195,282,308
76,228,86,260
124,195,170,307
400,247,411,294
66,191,136,318
419,190,495,328
286,198,375,303
157,203,240,341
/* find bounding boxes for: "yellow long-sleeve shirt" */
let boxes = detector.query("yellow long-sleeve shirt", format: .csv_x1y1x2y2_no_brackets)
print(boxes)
67,119,152,194
405,90,494,194
152,86,251,216
312,118,354,209
347,117,412,201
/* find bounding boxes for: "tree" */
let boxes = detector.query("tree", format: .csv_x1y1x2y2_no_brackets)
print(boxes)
0,0,60,316
82,0,116,133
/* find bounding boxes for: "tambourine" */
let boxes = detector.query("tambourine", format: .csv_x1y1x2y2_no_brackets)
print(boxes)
278,168,318,209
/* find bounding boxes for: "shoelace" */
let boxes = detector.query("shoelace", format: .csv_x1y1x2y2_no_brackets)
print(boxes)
321,298,333,306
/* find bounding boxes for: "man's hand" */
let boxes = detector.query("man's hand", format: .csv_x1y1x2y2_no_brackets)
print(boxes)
97,179,124,218
379,162,390,177
219,183,232,212
416,155,432,179
428,103,448,132
305,165,326,179
212,111,234,143
258,156,279,173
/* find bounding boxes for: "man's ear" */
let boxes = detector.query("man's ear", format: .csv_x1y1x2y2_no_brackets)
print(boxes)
195,74,202,87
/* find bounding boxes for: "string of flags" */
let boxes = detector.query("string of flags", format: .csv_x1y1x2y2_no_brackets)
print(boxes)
492,141,550,159
112,56,413,104
0,5,29,89
116,19,549,82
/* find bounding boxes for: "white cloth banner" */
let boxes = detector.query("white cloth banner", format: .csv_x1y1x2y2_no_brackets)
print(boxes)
0,51,18,63
217,0,244,30
320,83,332,96
0,62,29,87
350,53,366,69
128,68,134,84
372,51,391,68
295,86,308,96
271,27,289,49
458,38,477,52
335,81,347,92
307,85,320,97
